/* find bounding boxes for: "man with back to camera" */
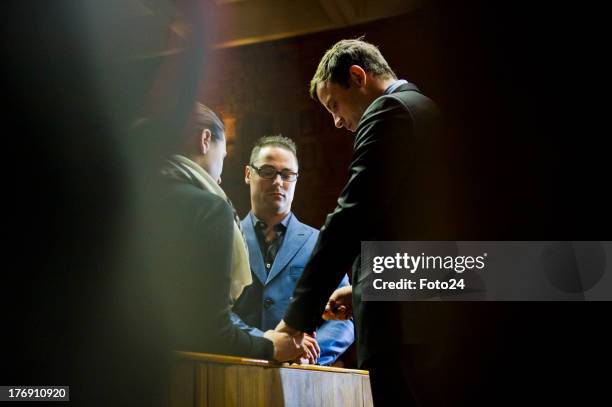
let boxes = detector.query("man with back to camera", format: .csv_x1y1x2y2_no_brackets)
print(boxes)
231,135,354,365
154,103,304,362
275,39,464,405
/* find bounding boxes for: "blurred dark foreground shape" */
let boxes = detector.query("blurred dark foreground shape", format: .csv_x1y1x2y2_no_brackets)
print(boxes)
2,0,210,405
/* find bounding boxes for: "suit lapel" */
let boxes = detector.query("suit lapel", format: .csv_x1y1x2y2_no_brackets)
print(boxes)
265,214,312,284
241,215,267,284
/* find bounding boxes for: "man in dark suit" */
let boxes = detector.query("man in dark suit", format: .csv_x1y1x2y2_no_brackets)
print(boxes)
276,39,462,405
230,135,354,365
151,104,304,362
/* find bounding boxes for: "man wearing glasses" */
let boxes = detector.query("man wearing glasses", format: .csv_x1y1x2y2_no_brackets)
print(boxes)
231,135,354,365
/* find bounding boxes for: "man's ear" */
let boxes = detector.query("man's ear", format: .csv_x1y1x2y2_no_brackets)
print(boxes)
245,165,252,185
349,65,367,87
199,129,212,154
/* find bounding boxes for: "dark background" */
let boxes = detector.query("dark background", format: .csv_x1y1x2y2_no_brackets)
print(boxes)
202,2,610,241
1,0,610,405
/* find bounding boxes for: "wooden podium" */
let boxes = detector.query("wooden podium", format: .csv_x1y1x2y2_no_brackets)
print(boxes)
169,351,373,407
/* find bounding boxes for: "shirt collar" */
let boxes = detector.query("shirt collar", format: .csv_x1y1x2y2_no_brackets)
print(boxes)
250,211,291,230
383,79,408,95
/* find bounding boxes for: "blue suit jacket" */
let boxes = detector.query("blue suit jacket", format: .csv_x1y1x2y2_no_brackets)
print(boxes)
231,212,354,365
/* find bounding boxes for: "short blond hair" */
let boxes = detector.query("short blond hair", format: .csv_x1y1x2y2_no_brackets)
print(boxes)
309,38,396,101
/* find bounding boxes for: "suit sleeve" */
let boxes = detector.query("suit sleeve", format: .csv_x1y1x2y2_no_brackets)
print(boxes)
284,97,419,332
162,193,273,359
196,197,273,358
315,274,355,365
230,311,265,337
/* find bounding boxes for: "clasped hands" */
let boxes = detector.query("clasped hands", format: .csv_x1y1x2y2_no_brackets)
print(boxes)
263,328,319,364
264,285,353,364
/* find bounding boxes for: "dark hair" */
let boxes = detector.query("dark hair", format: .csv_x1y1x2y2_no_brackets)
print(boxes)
249,135,298,166
193,102,224,141
309,37,397,101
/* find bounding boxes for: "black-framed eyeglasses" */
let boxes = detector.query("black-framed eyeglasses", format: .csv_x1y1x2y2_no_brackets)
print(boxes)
249,164,298,182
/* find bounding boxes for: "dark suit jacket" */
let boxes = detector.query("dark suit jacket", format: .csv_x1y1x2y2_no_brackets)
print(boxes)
231,212,354,365
284,82,455,365
148,175,273,359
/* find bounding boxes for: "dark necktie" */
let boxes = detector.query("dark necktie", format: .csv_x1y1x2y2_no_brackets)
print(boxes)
256,221,284,274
